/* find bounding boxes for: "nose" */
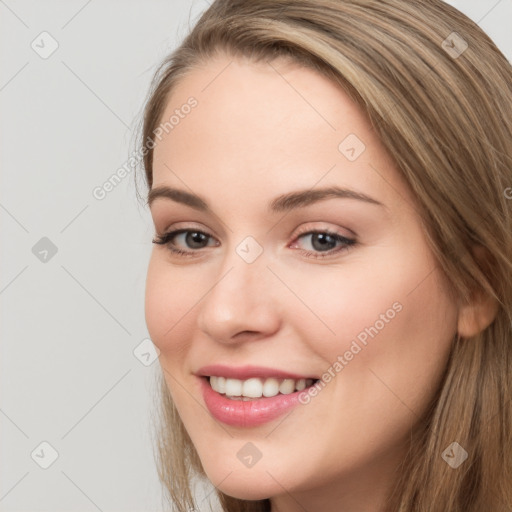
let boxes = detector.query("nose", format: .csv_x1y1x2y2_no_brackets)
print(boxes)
196,248,282,344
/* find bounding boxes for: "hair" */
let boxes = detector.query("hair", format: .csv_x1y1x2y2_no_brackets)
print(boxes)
138,1,512,511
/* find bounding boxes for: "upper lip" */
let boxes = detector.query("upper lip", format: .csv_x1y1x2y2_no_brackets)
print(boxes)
196,364,318,381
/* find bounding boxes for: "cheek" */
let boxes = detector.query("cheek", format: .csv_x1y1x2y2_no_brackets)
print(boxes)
286,245,458,400
144,255,198,358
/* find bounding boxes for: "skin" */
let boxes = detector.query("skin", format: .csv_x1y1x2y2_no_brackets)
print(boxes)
145,52,481,511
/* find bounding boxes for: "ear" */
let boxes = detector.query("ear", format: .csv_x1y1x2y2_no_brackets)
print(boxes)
457,245,499,338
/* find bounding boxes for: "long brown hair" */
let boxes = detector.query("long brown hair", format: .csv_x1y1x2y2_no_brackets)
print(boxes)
139,1,512,510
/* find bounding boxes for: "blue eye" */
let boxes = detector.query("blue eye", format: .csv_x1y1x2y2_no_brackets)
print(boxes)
152,228,356,259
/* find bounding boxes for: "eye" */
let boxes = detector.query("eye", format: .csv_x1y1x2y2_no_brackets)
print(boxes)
152,228,218,258
152,227,356,259
290,229,356,259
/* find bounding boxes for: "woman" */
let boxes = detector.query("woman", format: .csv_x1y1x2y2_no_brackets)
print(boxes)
139,1,512,510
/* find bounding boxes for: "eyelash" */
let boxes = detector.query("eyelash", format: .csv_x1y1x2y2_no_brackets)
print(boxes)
152,227,356,260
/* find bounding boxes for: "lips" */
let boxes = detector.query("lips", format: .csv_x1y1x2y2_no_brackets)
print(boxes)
196,364,318,381
196,364,320,427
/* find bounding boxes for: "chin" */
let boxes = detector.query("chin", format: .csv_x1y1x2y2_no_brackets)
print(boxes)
213,479,275,501
199,460,285,501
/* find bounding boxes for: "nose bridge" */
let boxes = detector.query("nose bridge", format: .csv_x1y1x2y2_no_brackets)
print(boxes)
197,236,280,341
213,233,270,300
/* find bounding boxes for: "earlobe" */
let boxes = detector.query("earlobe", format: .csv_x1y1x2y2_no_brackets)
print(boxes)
457,292,499,338
457,245,500,338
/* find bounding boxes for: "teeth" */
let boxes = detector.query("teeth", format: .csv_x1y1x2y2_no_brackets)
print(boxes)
295,378,306,391
217,376,226,394
243,378,263,398
263,377,280,398
225,378,242,396
279,379,296,394
209,376,315,399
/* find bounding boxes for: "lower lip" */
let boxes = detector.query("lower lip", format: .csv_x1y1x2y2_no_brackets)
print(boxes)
200,377,309,427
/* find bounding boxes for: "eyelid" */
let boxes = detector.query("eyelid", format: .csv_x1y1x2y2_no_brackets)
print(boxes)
153,222,357,261
158,221,218,237
155,222,354,245
292,222,356,240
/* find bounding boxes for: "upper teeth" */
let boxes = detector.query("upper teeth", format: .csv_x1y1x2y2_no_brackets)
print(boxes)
209,376,314,399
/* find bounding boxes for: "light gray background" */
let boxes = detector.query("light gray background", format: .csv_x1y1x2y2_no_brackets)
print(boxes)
1,1,511,511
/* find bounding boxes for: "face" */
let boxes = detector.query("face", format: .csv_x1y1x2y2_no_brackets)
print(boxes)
145,53,460,509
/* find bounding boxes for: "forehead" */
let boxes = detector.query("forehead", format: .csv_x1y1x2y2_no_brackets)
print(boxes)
154,53,370,154
150,53,410,211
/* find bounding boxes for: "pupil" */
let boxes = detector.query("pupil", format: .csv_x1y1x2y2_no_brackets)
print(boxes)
312,233,335,251
187,231,207,248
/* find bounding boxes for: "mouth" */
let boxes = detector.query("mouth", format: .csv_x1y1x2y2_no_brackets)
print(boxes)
198,373,321,427
206,375,320,400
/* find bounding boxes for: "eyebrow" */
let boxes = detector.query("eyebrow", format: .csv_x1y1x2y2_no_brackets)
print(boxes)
147,185,386,213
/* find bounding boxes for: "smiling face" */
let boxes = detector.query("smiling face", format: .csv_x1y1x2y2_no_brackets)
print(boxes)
145,53,460,509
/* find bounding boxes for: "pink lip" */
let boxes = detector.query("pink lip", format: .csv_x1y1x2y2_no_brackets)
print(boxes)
199,376,310,427
196,364,316,380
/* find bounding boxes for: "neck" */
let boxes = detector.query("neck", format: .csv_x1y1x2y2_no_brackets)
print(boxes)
269,439,408,512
